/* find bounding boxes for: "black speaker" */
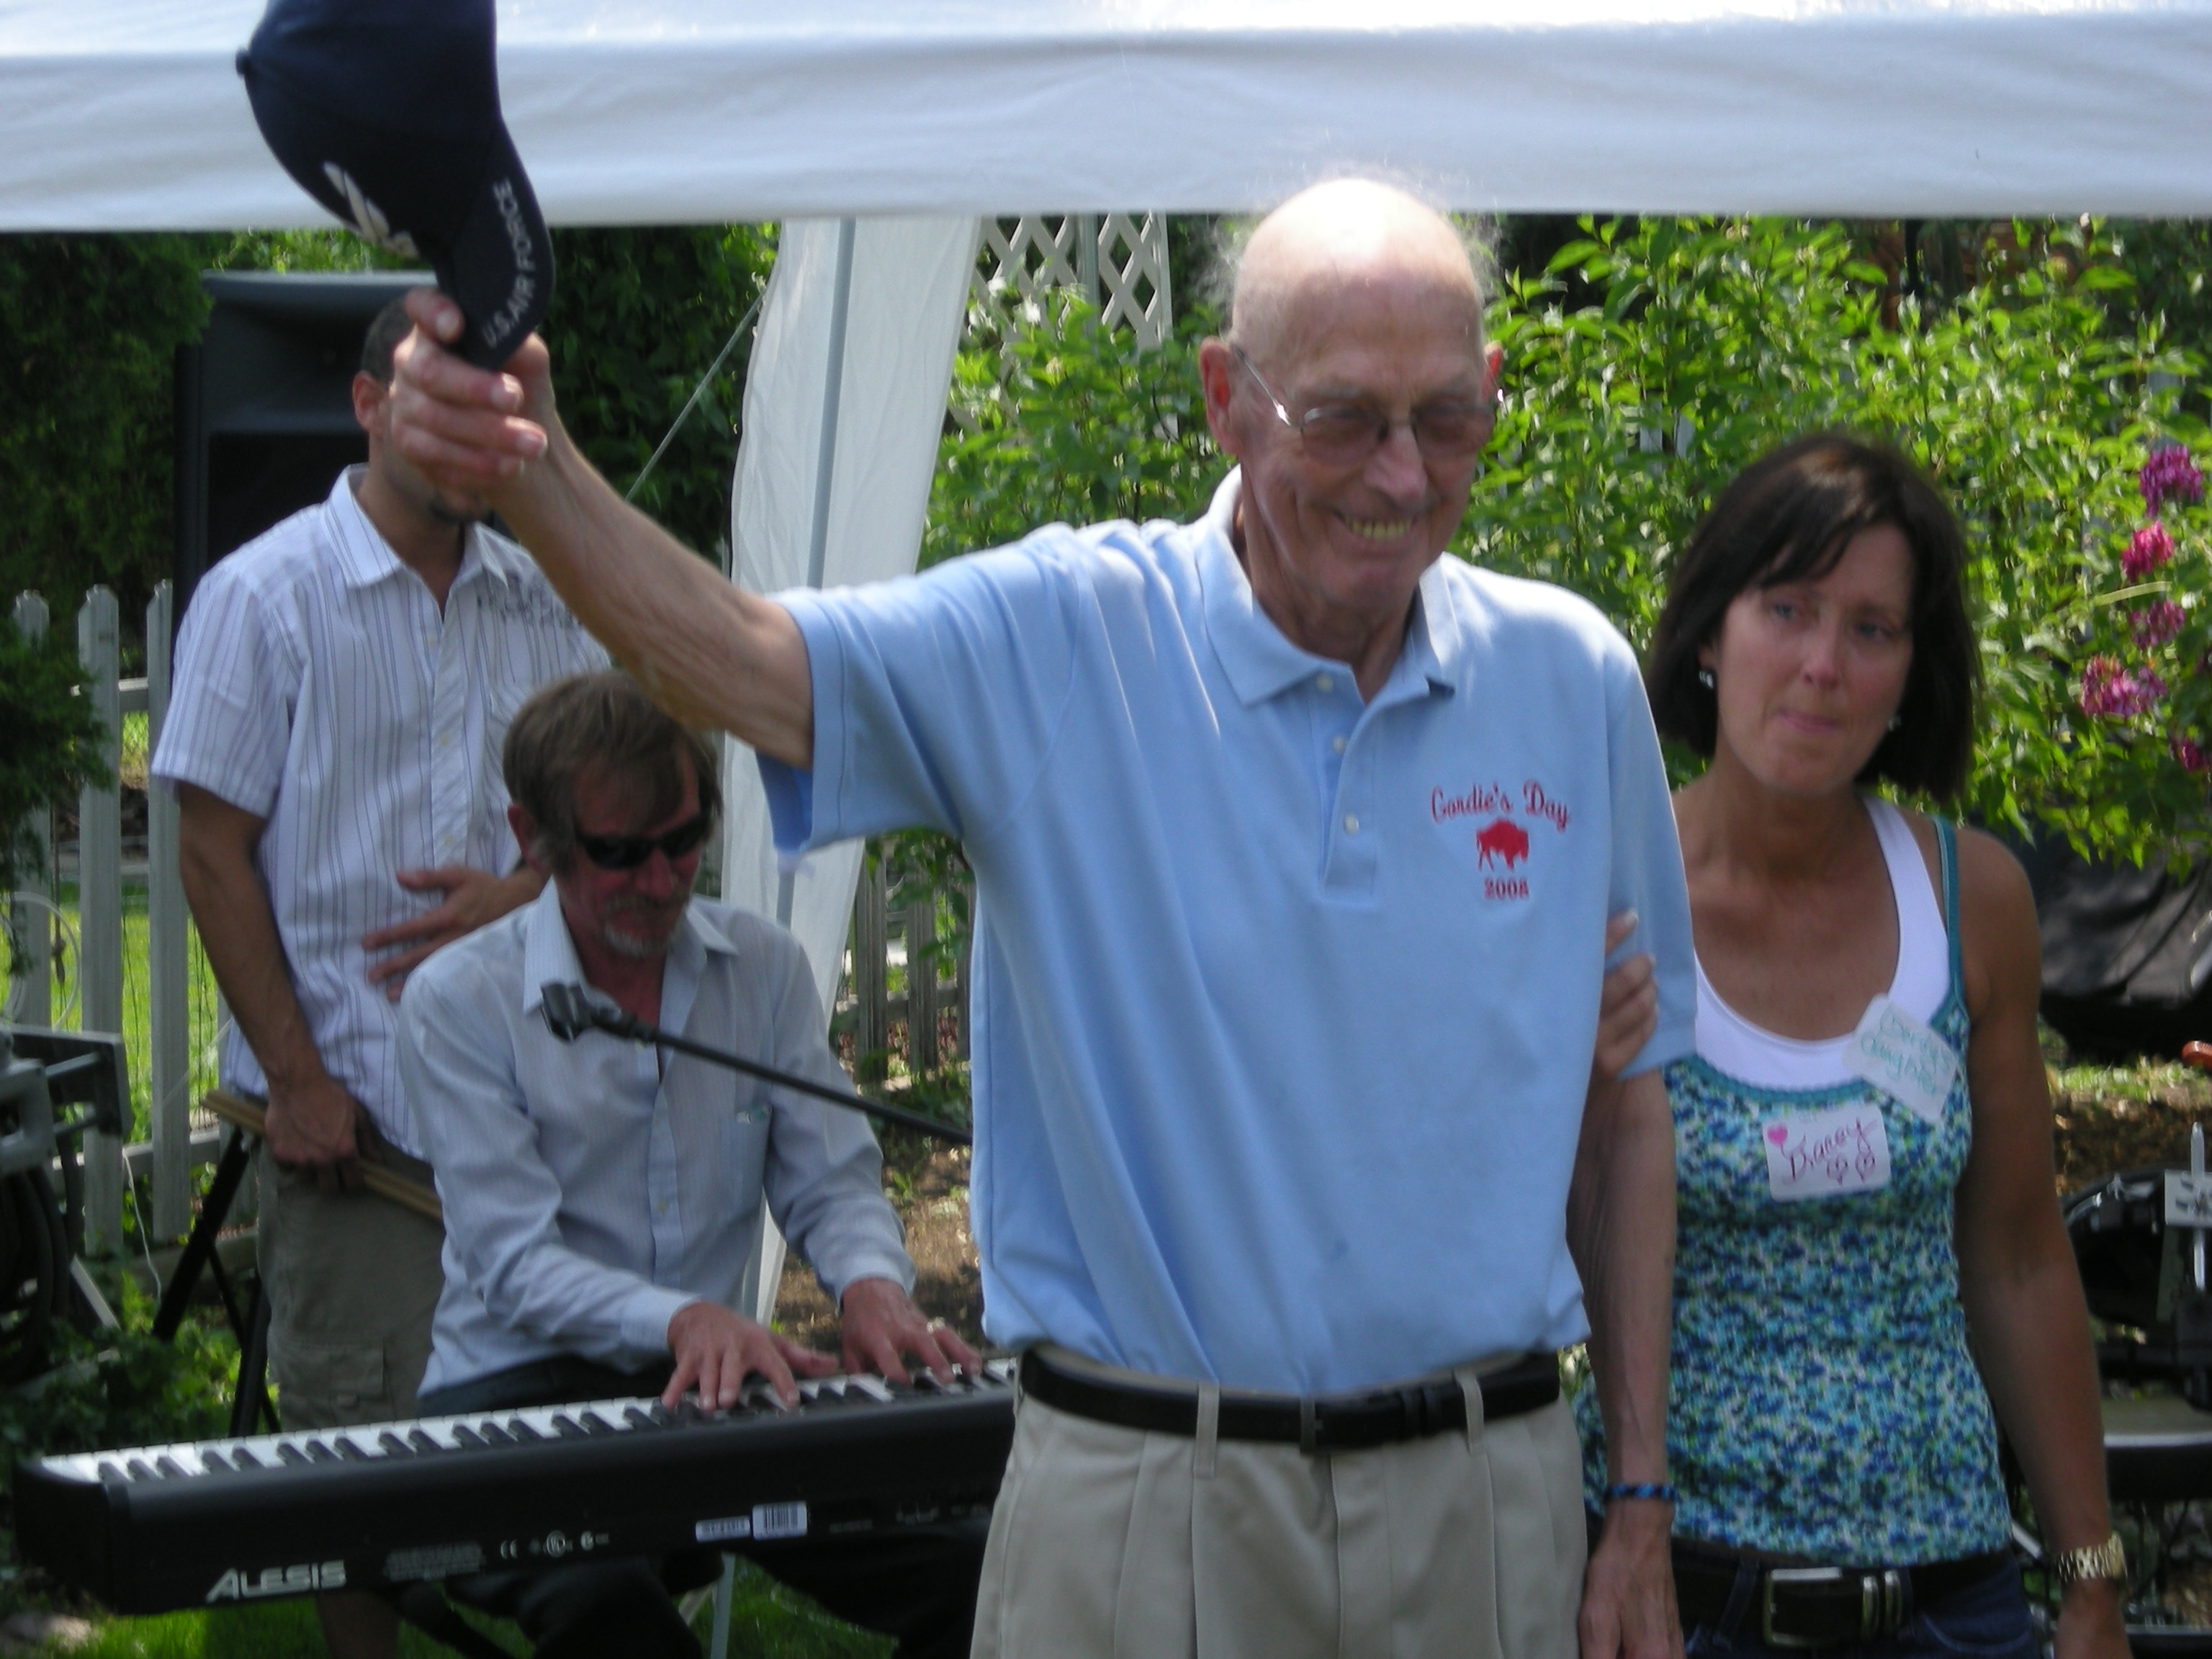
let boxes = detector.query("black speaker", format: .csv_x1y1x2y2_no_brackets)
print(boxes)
171,271,427,631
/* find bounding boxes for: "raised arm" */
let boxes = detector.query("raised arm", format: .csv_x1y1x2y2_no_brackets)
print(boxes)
386,289,814,766
1951,830,2127,1659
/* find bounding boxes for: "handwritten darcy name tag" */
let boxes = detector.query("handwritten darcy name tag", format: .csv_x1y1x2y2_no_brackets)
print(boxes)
1763,1103,1892,1201
1843,994,1959,1128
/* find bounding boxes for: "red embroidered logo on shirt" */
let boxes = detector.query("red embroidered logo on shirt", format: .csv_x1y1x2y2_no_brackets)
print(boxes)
1431,780,1570,902
1475,819,1529,868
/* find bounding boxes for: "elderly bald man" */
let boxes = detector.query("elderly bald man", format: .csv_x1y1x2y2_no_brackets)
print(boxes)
388,179,1694,1659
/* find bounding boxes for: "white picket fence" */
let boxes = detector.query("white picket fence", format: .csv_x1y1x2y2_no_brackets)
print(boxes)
9,583,212,1258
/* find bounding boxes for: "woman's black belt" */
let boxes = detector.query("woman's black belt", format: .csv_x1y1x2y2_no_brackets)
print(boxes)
1673,1541,2010,1649
1017,1347,1559,1455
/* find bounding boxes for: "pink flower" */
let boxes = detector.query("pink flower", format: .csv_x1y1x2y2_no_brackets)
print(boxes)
2080,655,2167,718
2126,521,2175,581
2131,601,2187,648
2174,734,2211,774
2142,446,2206,515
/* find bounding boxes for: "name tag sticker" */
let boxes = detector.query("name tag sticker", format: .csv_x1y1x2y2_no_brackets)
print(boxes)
1843,994,1957,1127
2168,1172,2212,1228
1763,1104,1891,1202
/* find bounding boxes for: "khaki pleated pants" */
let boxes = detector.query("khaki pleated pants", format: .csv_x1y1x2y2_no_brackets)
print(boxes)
971,1352,1586,1659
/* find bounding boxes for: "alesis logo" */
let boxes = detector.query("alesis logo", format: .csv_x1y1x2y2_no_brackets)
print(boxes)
207,1560,346,1601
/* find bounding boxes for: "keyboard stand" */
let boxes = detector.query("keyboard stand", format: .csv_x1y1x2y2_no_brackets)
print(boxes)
150,1120,276,1434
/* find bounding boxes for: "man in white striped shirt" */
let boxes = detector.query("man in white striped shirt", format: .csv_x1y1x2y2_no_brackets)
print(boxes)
150,297,606,1659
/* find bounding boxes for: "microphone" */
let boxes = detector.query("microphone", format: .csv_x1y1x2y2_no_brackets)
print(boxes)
538,981,597,1043
535,981,970,1146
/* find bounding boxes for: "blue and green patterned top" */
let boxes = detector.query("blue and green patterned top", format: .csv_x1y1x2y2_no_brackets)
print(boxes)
1576,817,2011,1563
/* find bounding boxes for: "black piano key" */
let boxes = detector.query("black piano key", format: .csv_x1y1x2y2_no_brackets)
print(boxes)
377,1431,414,1458
230,1447,263,1470
334,1437,371,1461
577,1411,617,1435
96,1460,127,1483
504,1418,544,1443
449,1424,487,1449
154,1457,187,1478
407,1429,440,1454
125,1459,156,1480
549,1414,586,1439
200,1449,233,1474
478,1421,515,1446
622,1406,659,1430
276,1444,308,1467
304,1440,338,1464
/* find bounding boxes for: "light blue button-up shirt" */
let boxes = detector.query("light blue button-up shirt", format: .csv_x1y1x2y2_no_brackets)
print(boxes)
765,472,1694,1394
401,884,912,1395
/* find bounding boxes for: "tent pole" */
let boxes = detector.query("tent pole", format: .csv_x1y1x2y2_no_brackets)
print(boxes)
778,216,859,929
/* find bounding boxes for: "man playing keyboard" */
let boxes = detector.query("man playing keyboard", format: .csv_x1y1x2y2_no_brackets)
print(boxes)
397,669,982,1659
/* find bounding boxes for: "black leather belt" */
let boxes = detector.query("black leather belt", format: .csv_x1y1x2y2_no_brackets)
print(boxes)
1674,1542,2010,1649
1017,1348,1558,1455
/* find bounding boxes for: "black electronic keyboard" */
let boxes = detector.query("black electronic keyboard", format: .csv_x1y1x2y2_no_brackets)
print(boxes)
16,1362,1015,1614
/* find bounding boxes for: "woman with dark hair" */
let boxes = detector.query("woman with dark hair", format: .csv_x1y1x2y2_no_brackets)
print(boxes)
1584,433,2127,1659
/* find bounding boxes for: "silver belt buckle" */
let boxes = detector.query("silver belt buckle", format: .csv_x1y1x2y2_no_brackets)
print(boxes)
1760,1566,1904,1648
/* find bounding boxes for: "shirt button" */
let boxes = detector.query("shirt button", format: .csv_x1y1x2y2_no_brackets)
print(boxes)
1331,735,1348,755
1343,813,1359,834
655,1199,670,1215
1315,673,1334,693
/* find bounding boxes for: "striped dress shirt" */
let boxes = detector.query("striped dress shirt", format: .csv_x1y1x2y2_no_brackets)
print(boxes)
152,467,607,1156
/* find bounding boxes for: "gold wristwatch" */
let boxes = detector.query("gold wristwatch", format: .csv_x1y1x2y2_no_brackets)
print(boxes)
2050,1533,2128,1588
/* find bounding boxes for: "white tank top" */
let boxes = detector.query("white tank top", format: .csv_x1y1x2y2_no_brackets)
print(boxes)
1692,798,1948,1090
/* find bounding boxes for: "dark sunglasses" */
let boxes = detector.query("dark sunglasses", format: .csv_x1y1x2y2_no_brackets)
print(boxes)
575,811,713,872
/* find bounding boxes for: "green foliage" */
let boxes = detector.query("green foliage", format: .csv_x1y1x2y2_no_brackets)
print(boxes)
0,225,768,649
1470,215,2208,861
540,226,777,565
0,1321,233,1480
925,292,1221,568
0,235,217,626
0,1310,235,1611
0,619,109,894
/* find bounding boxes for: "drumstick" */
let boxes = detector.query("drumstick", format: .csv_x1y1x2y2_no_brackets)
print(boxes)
203,1090,444,1224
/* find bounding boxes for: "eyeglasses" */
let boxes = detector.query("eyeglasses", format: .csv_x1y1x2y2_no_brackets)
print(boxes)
1231,344,1495,468
575,811,713,872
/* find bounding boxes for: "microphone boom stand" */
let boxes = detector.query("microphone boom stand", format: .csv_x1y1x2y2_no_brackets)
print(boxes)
539,981,970,1146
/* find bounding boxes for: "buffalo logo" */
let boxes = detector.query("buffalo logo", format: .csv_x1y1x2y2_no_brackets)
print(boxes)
1474,818,1530,870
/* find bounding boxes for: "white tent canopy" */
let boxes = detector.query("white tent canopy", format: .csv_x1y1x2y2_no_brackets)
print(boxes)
8,0,2212,228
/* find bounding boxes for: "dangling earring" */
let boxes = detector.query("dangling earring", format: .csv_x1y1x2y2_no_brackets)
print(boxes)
1887,713,1902,732
1697,668,1716,690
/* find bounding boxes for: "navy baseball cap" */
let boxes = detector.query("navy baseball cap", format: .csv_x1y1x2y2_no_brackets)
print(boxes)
238,0,554,369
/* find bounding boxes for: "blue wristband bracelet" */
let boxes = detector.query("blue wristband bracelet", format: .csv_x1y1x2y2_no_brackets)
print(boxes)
1604,1481,1678,1504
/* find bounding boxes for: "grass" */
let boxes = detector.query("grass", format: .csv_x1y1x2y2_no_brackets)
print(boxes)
3,1559,894,1656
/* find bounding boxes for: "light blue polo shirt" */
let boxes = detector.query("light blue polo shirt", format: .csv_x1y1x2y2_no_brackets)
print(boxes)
763,472,1694,1394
